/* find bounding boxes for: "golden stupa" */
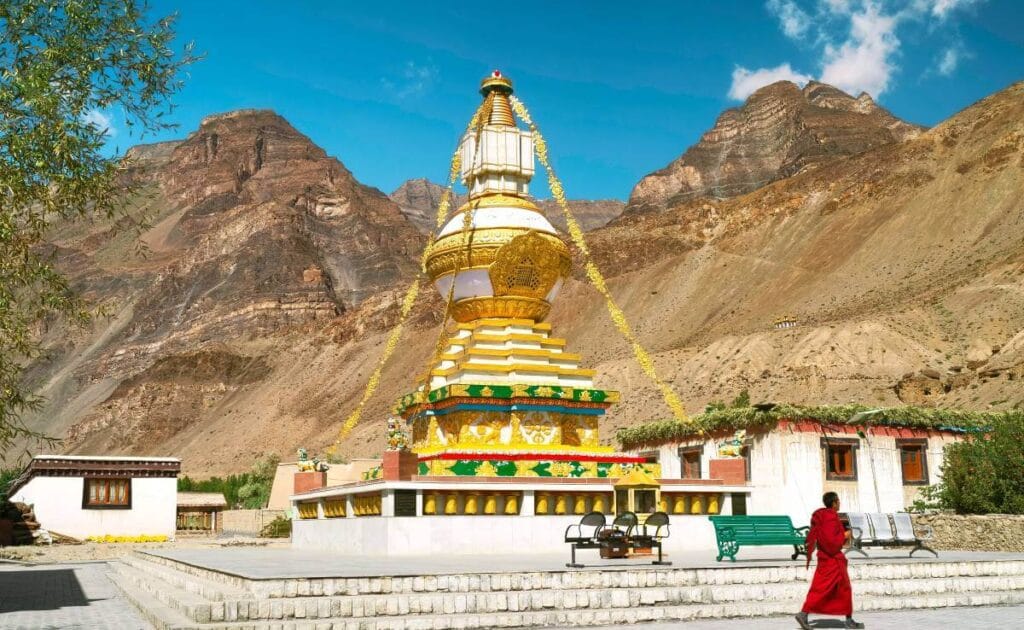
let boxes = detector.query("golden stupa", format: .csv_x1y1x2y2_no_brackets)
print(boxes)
395,71,658,480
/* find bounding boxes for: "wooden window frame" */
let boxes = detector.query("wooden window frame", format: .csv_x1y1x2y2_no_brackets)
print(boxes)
820,437,859,481
897,439,930,486
639,450,659,464
678,446,703,480
82,477,132,510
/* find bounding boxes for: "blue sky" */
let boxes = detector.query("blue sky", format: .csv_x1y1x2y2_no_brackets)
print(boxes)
99,0,1023,200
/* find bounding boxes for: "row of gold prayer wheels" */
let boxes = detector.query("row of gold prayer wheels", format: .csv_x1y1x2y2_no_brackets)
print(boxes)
533,492,722,516
298,491,724,519
423,492,521,515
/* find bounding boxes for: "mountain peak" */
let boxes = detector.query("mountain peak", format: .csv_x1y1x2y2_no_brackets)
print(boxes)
626,80,924,213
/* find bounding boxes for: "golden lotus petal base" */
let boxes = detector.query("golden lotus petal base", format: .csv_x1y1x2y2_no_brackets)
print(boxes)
451,296,550,323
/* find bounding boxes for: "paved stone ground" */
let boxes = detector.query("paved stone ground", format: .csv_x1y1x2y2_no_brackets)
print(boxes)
0,562,150,630
602,605,1024,629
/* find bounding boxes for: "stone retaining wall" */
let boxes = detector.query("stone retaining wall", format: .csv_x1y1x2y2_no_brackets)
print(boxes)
916,513,1024,552
220,509,286,537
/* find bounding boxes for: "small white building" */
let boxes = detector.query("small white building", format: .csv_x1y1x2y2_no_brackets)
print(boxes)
619,407,979,526
8,455,181,540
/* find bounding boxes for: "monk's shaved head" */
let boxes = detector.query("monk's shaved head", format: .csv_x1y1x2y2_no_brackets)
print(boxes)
822,492,839,508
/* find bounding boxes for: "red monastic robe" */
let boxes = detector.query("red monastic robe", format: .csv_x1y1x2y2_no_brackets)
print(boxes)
801,507,853,616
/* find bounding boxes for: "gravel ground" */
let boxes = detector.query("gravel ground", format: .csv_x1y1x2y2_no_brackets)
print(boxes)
0,536,289,565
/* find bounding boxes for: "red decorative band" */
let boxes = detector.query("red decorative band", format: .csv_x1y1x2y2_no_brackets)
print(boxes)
419,452,647,464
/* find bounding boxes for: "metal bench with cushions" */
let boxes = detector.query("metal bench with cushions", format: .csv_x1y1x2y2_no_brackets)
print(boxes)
708,515,809,562
630,511,672,566
846,512,937,558
564,511,607,568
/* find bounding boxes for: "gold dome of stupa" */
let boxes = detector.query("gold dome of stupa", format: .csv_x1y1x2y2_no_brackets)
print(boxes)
424,71,571,323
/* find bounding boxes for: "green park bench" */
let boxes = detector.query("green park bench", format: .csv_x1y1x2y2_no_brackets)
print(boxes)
708,515,809,562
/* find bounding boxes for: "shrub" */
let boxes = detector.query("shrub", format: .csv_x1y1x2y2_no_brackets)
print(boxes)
938,413,1024,514
260,515,291,538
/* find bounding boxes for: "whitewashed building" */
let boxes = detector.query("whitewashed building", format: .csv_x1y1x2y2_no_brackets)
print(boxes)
622,412,972,526
8,455,181,540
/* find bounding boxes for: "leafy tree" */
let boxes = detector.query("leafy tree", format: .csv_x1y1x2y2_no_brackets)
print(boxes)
178,453,280,509
938,414,1024,514
730,389,751,408
237,453,280,509
0,467,21,499
0,0,195,460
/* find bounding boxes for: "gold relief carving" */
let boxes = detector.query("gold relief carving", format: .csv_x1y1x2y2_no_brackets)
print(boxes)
578,417,600,446
520,411,560,445
549,461,573,477
579,390,591,402
509,411,526,447
450,296,550,323
426,417,443,448
425,229,570,282
489,231,570,300
480,386,493,397
560,415,581,446
412,418,428,446
461,412,503,446
436,417,461,446
476,460,498,477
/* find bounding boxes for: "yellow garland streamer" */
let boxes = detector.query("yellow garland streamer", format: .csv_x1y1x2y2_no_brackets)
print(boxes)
330,104,486,452
509,96,692,426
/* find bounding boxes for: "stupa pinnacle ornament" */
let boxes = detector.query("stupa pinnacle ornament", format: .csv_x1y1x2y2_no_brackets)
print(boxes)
423,71,571,323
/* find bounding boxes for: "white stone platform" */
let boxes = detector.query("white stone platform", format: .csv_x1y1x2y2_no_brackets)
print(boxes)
107,546,1024,629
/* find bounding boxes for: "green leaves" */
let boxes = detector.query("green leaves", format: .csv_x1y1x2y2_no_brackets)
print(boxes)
0,0,196,460
616,403,1017,451
939,414,1024,514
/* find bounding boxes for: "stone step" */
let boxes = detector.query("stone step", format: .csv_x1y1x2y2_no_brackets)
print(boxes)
117,566,1024,623
112,562,218,623
107,567,197,630
135,553,1024,597
133,589,1024,630
122,554,254,602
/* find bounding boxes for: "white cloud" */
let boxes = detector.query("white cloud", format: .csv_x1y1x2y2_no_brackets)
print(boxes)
819,2,900,97
767,0,811,39
820,0,852,14
82,109,116,137
728,63,814,100
930,0,981,20
382,60,439,99
937,47,959,75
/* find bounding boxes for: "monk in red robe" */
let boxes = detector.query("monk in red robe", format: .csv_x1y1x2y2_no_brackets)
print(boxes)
796,492,864,629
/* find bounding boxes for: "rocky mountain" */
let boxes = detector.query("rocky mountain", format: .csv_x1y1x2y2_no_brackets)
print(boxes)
390,178,624,233
21,110,425,469
625,81,924,213
15,82,1024,476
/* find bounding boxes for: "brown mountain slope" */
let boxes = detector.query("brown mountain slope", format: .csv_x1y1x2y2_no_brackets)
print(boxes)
625,80,924,213
390,178,624,233
15,83,1024,477
19,110,424,467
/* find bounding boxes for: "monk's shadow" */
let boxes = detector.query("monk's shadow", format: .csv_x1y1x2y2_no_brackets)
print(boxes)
799,620,848,628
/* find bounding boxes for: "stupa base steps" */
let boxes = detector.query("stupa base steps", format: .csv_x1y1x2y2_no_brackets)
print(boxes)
109,552,1024,629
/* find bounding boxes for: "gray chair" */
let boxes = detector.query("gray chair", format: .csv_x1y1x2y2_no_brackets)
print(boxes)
868,513,897,544
892,512,938,557
845,512,870,557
